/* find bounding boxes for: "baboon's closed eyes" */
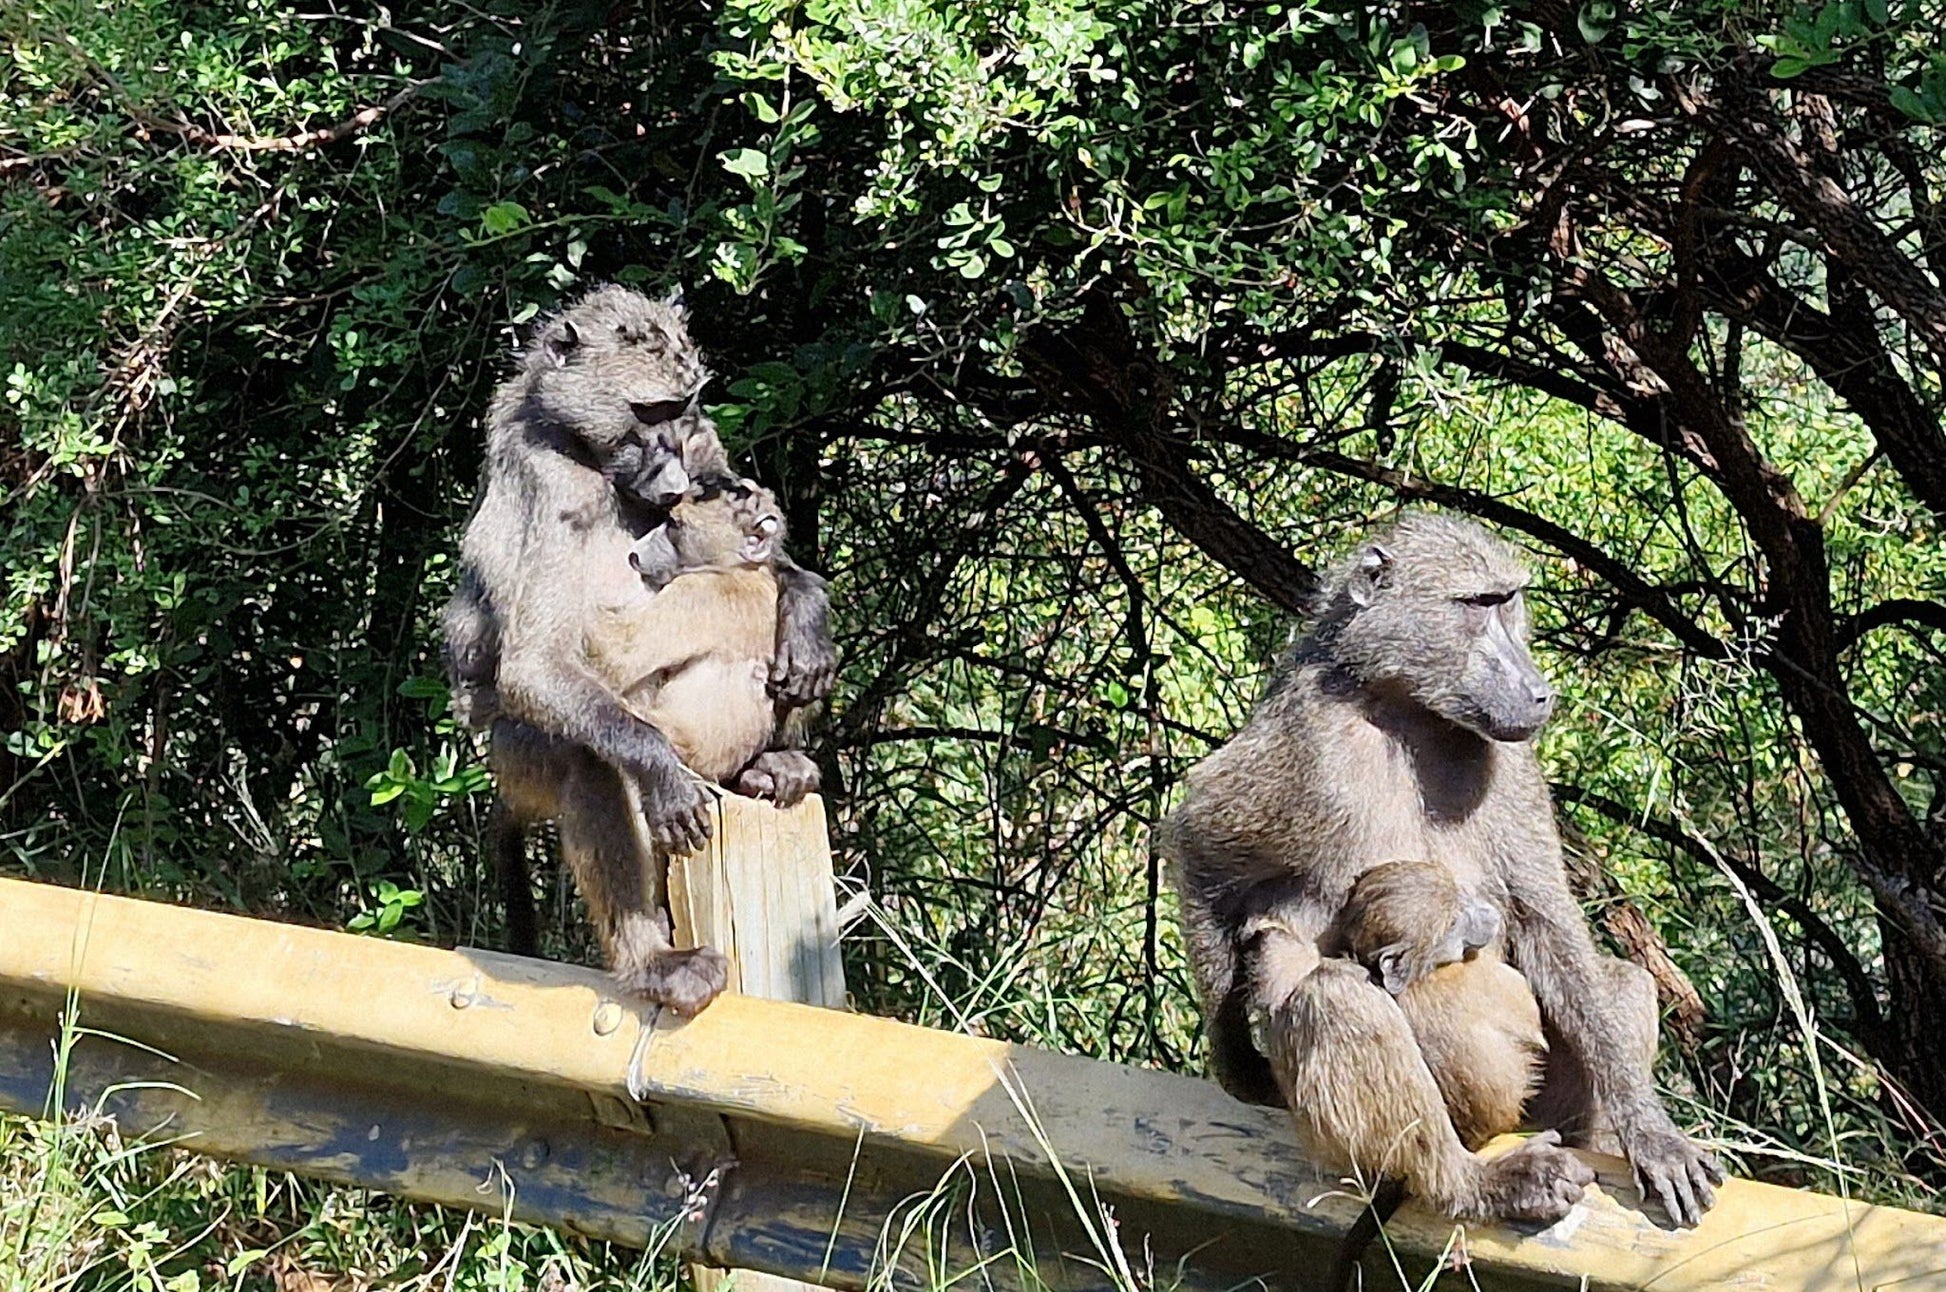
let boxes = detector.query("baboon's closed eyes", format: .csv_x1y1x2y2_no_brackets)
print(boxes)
1163,514,1721,1226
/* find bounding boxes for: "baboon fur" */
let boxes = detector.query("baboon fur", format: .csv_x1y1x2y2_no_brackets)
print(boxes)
1160,514,1721,1227
1334,860,1545,1150
442,285,833,1016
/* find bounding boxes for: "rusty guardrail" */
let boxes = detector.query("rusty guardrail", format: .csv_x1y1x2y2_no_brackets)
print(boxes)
2,876,1942,1290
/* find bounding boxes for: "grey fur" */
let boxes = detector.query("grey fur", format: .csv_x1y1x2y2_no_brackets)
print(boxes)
1160,513,1721,1226
441,286,832,1015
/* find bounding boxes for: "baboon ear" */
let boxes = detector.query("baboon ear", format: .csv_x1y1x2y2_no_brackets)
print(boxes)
543,319,580,367
662,285,688,317
1375,944,1413,996
1347,543,1394,607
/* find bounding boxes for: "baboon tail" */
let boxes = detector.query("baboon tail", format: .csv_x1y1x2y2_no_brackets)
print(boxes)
489,796,539,957
1208,986,1284,1107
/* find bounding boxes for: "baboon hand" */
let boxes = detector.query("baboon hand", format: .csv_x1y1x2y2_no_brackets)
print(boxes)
1473,1130,1595,1225
639,768,714,854
1620,1120,1722,1228
769,628,836,707
732,751,820,807
619,946,731,1016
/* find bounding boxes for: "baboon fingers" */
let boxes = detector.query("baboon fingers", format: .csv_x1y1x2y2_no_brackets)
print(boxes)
641,774,714,854
768,637,837,706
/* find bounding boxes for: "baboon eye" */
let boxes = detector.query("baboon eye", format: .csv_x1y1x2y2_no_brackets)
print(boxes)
630,399,689,427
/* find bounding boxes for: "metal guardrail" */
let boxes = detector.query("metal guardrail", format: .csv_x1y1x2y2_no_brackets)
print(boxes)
2,877,1942,1291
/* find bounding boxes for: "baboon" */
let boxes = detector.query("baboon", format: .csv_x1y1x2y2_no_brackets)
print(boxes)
1161,514,1721,1226
603,475,818,799
442,285,834,1015
1334,860,1545,1150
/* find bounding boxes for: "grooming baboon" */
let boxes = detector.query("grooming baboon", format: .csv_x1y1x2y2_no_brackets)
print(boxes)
1161,514,1721,1226
1335,860,1545,1150
442,285,834,1015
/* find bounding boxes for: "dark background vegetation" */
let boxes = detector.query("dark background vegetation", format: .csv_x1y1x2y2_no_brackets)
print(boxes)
5,1,1946,1269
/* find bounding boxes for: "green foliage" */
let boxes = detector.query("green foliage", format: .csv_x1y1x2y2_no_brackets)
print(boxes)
5,0,1946,1276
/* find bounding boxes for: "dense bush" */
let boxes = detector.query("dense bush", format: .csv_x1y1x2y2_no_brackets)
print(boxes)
5,9,1945,1278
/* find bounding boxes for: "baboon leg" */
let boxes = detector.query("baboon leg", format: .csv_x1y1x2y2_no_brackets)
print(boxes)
555,749,729,1016
1259,944,1591,1223
1402,960,1544,1150
1526,957,1658,1155
487,797,540,957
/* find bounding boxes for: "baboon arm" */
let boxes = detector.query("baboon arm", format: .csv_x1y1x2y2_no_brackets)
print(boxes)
1507,870,1722,1225
498,649,682,778
771,555,836,706
1505,876,1662,1126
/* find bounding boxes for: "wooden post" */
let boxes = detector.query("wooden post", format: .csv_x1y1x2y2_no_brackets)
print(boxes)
666,791,846,1292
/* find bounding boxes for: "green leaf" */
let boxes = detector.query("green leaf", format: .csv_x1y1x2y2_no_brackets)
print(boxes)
1889,85,1933,120
479,201,531,236
721,148,770,179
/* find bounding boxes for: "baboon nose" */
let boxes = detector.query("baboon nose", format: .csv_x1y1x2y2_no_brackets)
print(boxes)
1530,684,1555,711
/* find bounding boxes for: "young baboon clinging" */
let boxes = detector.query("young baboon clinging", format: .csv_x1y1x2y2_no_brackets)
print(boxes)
1335,860,1545,1150
605,476,818,799
1162,514,1722,1227
443,286,834,1015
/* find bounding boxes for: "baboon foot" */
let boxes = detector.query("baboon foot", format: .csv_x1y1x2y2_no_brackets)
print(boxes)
732,751,820,807
640,770,714,854
1472,1131,1595,1224
619,946,731,1017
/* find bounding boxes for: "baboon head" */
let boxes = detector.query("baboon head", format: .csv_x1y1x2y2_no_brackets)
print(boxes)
631,476,785,579
1315,513,1556,742
521,285,714,506
1339,860,1502,995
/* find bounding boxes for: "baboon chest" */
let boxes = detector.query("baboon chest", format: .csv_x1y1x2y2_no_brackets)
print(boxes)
1315,705,1511,897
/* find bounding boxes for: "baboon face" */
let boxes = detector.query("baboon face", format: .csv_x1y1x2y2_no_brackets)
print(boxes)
1321,514,1556,742
1342,859,1502,995
524,286,711,507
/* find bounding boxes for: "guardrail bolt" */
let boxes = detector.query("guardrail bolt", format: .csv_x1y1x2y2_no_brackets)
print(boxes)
592,1001,623,1036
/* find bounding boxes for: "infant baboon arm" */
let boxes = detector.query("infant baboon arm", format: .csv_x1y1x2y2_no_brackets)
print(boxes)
1255,929,1594,1224
1507,866,1722,1226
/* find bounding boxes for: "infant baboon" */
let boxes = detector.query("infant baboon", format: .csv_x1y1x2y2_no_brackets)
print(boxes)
1163,513,1720,1227
598,476,819,800
443,286,832,1016
1336,861,1544,1149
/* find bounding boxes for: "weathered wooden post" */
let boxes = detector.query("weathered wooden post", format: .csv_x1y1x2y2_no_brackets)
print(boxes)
666,791,846,1292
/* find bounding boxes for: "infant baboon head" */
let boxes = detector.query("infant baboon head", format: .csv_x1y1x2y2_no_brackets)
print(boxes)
520,285,713,506
1340,860,1502,996
1314,513,1556,742
628,476,785,591
672,476,785,568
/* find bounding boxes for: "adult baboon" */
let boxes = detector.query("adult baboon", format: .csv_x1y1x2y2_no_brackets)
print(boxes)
1335,860,1545,1150
443,285,834,1014
1161,514,1721,1226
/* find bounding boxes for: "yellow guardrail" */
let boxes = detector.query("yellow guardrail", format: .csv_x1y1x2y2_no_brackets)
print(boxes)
1,876,1941,1290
